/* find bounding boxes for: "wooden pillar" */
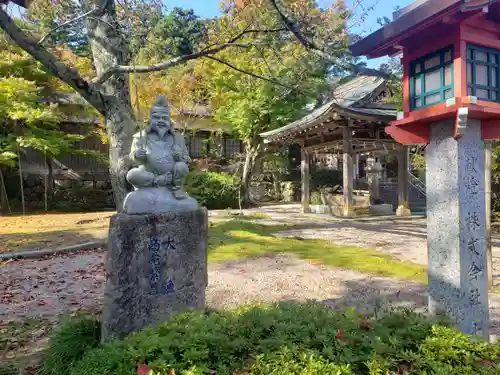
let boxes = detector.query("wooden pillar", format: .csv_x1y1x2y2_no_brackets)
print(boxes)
342,127,354,217
396,146,411,216
301,145,311,213
485,142,493,289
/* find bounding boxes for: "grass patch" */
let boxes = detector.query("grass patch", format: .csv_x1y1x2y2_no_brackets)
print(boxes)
0,212,110,253
39,314,100,375
237,212,272,220
208,219,427,283
43,302,500,375
1,213,426,283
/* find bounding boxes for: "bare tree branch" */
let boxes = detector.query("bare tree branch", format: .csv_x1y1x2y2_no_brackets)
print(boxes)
0,8,106,114
268,0,391,79
38,7,98,44
94,27,286,84
203,55,297,91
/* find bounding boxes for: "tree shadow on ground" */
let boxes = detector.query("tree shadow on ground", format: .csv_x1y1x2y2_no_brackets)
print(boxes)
0,228,107,253
317,274,500,338
260,217,429,240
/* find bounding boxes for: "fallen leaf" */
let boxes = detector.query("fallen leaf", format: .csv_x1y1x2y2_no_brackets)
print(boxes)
336,328,344,341
37,300,47,306
360,318,372,330
137,363,151,375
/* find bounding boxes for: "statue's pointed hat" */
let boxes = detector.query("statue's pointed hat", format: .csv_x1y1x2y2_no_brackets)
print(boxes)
151,96,171,116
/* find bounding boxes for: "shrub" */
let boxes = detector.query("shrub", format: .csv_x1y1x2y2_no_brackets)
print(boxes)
40,314,101,375
310,191,323,205
48,303,499,375
311,168,342,190
52,188,114,211
185,171,239,209
280,181,297,202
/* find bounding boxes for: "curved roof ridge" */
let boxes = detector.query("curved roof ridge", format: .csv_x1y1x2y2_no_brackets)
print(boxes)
260,75,387,139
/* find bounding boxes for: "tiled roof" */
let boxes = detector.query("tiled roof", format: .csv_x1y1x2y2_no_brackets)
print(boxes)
260,76,396,140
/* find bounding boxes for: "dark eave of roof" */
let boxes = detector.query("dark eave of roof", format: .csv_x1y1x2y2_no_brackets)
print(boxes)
10,0,31,8
350,0,461,58
260,76,396,143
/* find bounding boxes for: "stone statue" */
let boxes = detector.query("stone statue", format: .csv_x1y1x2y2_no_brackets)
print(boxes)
122,96,198,214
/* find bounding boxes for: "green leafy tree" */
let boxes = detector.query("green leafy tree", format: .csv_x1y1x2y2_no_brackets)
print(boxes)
138,7,208,62
0,0,387,210
378,57,403,110
0,32,103,212
195,2,340,204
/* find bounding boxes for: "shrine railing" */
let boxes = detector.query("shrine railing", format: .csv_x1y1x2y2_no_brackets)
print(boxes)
409,171,426,197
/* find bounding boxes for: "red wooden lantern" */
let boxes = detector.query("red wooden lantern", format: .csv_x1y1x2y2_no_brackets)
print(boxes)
350,0,500,144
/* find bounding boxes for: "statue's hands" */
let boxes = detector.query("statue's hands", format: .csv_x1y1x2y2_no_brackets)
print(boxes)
172,145,181,162
153,172,172,186
135,149,147,161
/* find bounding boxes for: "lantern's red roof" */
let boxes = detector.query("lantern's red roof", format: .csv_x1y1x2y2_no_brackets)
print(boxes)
350,0,463,58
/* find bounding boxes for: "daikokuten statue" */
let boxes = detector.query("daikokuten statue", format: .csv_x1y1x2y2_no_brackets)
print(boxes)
122,96,198,214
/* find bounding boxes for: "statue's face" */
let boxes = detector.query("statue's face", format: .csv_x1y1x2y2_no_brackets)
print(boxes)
150,109,171,132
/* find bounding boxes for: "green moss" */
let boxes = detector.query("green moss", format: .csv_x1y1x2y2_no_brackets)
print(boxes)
208,220,427,283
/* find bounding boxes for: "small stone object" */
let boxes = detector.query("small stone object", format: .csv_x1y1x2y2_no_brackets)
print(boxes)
101,208,208,341
123,95,197,214
365,157,383,204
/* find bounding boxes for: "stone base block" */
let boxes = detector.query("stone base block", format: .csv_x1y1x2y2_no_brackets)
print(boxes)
370,204,394,216
101,208,208,341
123,187,198,215
396,204,412,217
310,204,330,214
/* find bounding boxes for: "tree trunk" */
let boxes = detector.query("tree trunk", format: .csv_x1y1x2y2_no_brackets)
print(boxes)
240,138,262,207
17,146,25,216
104,106,136,210
0,167,10,214
46,155,53,202
86,0,135,211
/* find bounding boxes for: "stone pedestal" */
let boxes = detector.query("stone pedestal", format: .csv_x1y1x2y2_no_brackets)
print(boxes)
365,157,383,205
396,147,412,217
342,127,355,217
101,208,208,341
301,147,311,213
426,119,489,339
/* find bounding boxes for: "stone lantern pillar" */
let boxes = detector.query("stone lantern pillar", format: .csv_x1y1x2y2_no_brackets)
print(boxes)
350,0,500,339
365,157,383,204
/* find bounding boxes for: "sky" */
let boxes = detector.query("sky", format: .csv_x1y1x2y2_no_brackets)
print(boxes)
163,0,415,67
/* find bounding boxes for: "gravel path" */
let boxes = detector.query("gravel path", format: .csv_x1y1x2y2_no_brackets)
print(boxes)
233,204,500,285
1,250,499,339
2,205,500,362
